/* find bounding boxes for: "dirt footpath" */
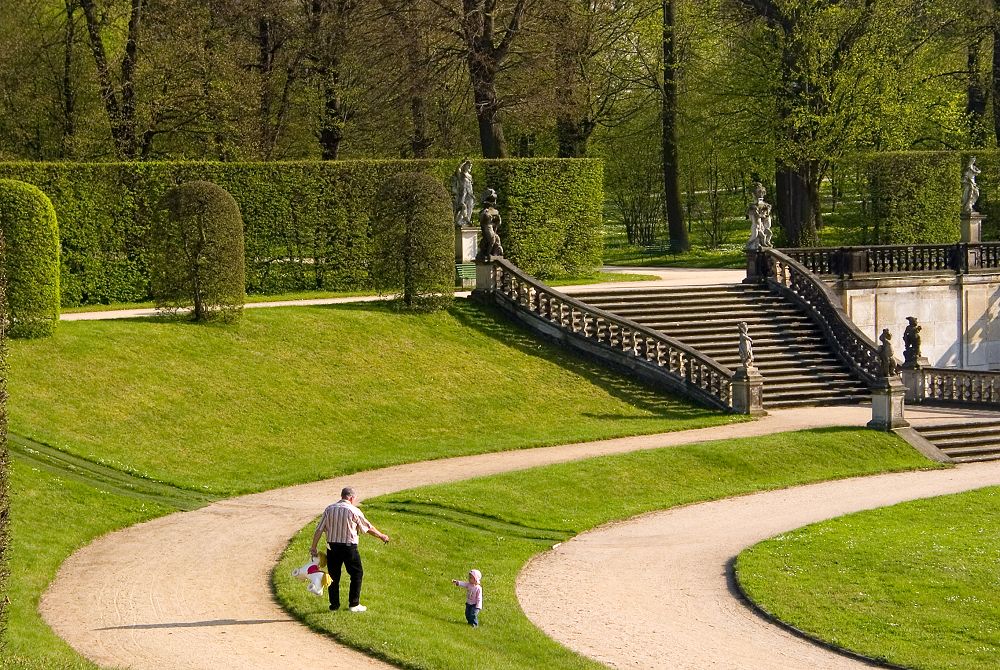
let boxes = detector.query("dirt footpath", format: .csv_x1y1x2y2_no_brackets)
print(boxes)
38,405,997,669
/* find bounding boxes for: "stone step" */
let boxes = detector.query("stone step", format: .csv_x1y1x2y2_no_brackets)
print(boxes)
913,420,1000,463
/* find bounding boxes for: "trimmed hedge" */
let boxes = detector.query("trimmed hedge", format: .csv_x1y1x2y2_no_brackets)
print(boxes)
864,151,961,245
153,181,246,322
0,180,60,337
373,172,454,310
0,160,604,306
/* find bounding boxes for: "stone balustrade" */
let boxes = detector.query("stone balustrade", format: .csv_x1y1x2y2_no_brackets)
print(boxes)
906,366,1000,406
777,242,1000,277
479,258,746,412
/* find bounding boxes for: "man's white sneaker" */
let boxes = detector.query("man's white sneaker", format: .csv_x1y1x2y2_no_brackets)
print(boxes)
348,604,367,612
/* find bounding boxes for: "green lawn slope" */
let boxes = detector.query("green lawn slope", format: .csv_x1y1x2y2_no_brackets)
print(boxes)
274,428,940,670
737,487,1000,670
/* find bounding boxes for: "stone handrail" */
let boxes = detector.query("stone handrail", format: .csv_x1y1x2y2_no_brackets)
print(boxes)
762,248,882,387
782,242,1000,276
483,258,736,411
912,367,1000,406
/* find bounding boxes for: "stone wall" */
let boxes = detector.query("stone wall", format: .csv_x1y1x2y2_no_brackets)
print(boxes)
833,273,1000,370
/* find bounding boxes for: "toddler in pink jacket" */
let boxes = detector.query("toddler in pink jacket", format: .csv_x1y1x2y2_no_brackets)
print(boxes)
452,569,483,627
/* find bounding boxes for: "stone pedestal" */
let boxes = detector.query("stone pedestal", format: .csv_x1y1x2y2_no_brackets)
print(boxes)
456,226,479,263
732,366,766,416
961,213,984,244
744,249,766,284
901,358,929,403
474,261,495,294
867,378,909,431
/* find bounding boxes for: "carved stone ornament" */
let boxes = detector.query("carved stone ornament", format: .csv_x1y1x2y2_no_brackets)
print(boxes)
451,158,475,227
877,328,899,378
902,316,922,369
962,156,981,214
476,187,504,261
738,321,755,369
746,182,774,250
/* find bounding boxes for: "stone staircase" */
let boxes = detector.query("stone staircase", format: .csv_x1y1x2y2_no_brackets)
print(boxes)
914,421,1000,463
572,284,870,408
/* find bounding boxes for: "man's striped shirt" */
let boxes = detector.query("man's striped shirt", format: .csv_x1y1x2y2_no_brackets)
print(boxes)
316,499,372,545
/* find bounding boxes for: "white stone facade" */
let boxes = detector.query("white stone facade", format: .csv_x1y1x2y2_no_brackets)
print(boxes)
833,273,1000,371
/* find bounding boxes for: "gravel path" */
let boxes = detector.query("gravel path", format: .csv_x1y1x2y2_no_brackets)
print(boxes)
38,404,999,670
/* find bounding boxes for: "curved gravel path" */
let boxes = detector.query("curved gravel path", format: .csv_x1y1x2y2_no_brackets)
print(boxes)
39,405,996,669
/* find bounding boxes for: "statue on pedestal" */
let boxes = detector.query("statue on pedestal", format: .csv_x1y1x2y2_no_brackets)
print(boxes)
962,156,981,214
902,316,922,369
451,159,475,227
877,328,899,378
746,182,773,250
738,321,755,370
476,188,504,261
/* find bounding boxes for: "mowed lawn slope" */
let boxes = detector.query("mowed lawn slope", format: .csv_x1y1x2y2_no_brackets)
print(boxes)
8,301,741,495
737,487,1000,670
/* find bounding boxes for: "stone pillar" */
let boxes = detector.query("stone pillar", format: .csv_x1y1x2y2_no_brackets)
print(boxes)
744,249,768,284
732,366,766,416
867,377,909,431
960,212,984,244
900,365,927,404
455,226,479,263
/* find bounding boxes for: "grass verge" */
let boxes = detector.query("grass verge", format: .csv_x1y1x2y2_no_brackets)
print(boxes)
9,301,740,495
274,427,940,670
736,487,1000,670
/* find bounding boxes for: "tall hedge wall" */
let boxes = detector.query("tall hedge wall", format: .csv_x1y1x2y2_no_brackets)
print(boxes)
0,160,604,306
863,151,961,245
0,180,60,337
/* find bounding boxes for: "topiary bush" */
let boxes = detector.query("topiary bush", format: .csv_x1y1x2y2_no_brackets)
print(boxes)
0,179,60,338
372,172,454,311
151,181,246,322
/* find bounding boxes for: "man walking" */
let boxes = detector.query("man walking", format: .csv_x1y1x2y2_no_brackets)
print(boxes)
310,486,390,612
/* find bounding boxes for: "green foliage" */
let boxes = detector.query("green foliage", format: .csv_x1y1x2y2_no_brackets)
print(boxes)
372,172,454,310
484,159,604,278
0,161,604,306
0,180,60,338
864,152,961,244
737,487,1000,670
152,181,246,322
0,267,8,650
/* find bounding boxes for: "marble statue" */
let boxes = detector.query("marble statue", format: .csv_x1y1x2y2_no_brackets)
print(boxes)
902,316,922,368
476,188,504,261
451,159,475,227
877,328,899,378
746,182,774,250
962,156,981,214
738,321,755,369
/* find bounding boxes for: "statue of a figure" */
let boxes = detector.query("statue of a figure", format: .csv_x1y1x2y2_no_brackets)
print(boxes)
451,159,475,227
738,321,755,369
902,316,922,368
962,156,981,214
476,188,504,261
877,328,899,378
746,182,774,250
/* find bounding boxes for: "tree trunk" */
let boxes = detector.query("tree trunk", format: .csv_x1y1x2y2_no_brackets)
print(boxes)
774,162,820,247
661,0,687,252
470,62,507,158
968,39,989,147
257,16,277,159
60,0,77,158
319,72,343,160
410,94,432,158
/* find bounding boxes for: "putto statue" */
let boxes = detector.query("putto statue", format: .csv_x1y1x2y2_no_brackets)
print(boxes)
877,328,899,378
476,188,504,261
451,158,475,227
738,321,755,369
746,182,774,250
962,156,981,214
902,316,922,369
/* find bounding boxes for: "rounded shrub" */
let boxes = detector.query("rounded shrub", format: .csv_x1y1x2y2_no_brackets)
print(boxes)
0,179,60,338
372,172,454,311
152,181,245,322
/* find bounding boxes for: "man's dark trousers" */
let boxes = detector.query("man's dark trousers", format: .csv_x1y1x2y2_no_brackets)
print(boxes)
327,542,364,609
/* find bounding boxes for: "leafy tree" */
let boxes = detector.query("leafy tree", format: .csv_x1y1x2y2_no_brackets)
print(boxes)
151,181,245,322
372,172,454,310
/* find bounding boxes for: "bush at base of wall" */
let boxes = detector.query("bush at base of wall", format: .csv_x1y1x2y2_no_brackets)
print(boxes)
0,179,60,337
0,160,604,307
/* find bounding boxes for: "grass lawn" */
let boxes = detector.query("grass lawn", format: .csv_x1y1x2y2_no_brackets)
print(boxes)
736,487,1000,670
8,301,740,495
3,460,177,670
274,428,940,670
